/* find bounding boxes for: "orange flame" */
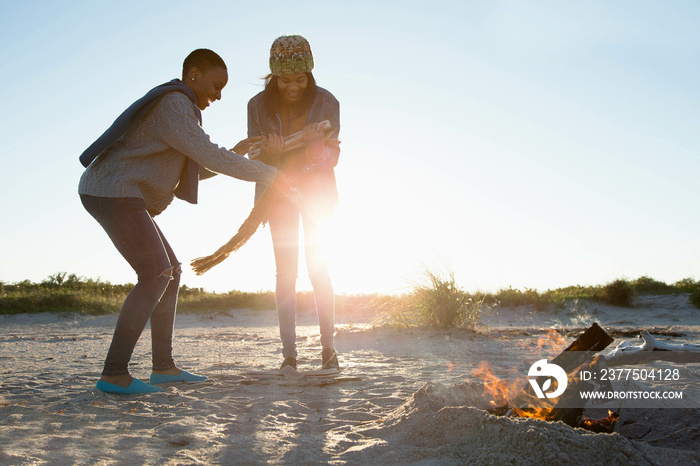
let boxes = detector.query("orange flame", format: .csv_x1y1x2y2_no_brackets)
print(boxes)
512,405,551,420
579,410,619,433
473,329,574,421
473,362,524,408
537,329,567,353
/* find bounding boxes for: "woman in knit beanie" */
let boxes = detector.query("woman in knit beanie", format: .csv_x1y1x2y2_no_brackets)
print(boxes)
237,35,341,370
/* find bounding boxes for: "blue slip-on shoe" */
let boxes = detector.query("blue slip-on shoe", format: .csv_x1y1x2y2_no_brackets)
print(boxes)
96,378,162,394
149,370,208,385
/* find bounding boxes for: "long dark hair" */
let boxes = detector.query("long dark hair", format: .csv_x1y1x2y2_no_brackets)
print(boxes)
263,72,317,118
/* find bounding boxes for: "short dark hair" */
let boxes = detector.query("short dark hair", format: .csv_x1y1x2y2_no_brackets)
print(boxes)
182,49,227,80
263,72,317,118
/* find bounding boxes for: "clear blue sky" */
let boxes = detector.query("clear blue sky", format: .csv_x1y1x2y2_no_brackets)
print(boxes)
1,0,698,294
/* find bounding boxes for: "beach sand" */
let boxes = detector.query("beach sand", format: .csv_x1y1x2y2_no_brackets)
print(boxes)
1,294,698,464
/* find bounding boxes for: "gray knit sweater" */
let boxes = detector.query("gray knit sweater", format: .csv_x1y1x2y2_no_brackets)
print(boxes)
79,92,277,216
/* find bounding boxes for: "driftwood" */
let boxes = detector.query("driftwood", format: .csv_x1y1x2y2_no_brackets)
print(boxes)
190,182,285,275
191,121,337,275
248,120,333,160
605,330,700,366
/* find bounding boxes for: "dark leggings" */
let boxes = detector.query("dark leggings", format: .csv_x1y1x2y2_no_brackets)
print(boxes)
81,195,180,376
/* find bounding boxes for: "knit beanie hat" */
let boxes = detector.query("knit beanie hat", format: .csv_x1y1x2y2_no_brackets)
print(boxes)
269,35,314,76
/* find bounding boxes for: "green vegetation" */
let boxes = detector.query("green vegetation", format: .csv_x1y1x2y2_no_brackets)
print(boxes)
0,273,699,325
0,272,378,316
372,270,484,330
595,279,635,307
0,273,131,315
370,274,700,329
480,276,700,310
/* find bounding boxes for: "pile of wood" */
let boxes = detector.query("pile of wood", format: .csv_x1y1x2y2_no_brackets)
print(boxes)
494,323,617,431
248,120,333,160
486,323,698,433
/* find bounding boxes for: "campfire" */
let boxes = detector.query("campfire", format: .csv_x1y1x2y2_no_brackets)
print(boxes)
474,323,620,433
579,411,619,433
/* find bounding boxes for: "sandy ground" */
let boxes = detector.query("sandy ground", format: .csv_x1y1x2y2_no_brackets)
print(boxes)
1,294,699,464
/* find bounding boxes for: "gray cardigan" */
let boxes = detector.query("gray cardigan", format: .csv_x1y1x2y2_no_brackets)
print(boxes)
79,92,277,216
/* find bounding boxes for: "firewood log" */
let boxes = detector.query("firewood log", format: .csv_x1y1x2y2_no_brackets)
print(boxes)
248,120,333,160
508,323,614,418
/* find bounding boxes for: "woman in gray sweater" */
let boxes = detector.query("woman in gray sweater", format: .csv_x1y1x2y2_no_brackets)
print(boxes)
79,49,283,394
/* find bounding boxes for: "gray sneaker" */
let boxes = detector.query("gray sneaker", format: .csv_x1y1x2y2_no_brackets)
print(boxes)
280,356,297,370
321,348,339,370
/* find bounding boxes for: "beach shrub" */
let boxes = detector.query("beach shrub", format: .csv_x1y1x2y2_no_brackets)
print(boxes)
480,285,602,311
3,272,696,315
177,290,379,315
0,273,381,315
374,270,483,330
631,276,675,295
543,285,597,307
690,292,700,309
416,271,479,329
690,289,700,309
490,287,550,310
0,289,124,315
178,290,275,313
596,279,635,307
674,278,700,293
676,278,700,309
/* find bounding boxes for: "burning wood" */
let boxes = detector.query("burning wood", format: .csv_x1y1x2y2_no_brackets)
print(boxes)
508,323,613,409
551,322,615,370
579,410,620,433
478,323,618,433
473,362,524,412
474,324,697,434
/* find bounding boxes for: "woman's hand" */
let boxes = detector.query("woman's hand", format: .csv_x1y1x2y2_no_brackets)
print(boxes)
231,136,262,155
270,171,301,204
262,133,284,155
302,122,325,144
260,133,284,166
303,122,329,165
271,170,292,192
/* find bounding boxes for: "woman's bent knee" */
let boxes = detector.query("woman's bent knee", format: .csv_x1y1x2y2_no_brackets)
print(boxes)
136,265,176,300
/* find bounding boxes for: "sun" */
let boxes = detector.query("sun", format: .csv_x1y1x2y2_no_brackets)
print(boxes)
316,176,420,295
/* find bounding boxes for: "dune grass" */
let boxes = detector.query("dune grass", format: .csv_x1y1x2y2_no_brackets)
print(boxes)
371,270,484,330
370,274,700,330
1,273,698,324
